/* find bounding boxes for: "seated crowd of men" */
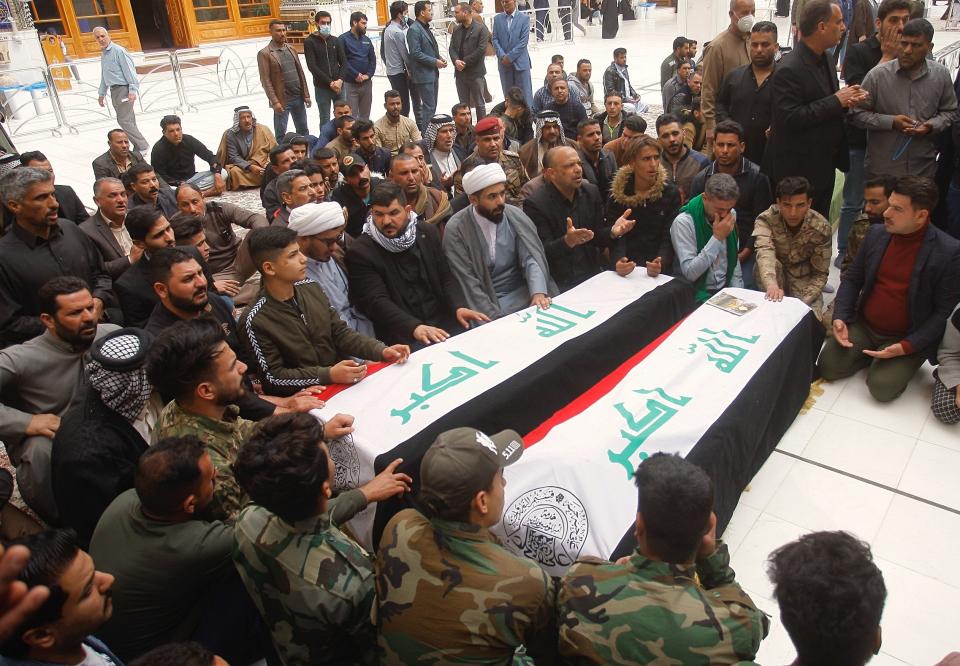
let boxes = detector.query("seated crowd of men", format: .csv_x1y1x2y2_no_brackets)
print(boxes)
0,1,958,663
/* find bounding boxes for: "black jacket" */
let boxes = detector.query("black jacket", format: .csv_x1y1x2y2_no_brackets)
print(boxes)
524,179,609,291
80,211,132,280
834,223,960,361
688,157,773,252
841,35,882,149
331,178,384,237
576,146,618,200
346,222,467,345
150,135,219,186
51,388,148,548
304,32,347,90
130,188,179,219
0,220,116,347
604,166,681,275
715,63,776,166
448,20,489,79
762,40,849,189
115,245,209,329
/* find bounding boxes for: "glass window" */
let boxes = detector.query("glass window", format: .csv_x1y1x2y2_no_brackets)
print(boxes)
71,0,123,33
193,0,230,22
237,0,271,19
28,0,62,21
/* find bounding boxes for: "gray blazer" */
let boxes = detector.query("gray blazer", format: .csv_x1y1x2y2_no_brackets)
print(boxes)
80,211,131,280
406,19,441,85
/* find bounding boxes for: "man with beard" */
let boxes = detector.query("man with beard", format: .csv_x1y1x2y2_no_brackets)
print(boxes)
92,128,161,185
125,162,178,218
407,1,447,132
444,163,555,318
290,202,375,336
455,118,528,206
274,169,318,227
260,144,296,219
150,115,223,194
391,153,451,229
313,147,341,193
688,120,773,289
302,159,330,202
240,226,410,395
657,113,709,203
257,20,311,140
716,21,779,166
449,2,489,122
424,115,461,194
544,79,587,141
524,146,608,290
217,106,278,191
18,152,89,226
324,115,356,161
347,183,488,346
0,168,116,347
518,111,574,180
353,118,391,175
753,176,832,315
144,248,322,423
701,0,755,146
114,206,176,327
575,118,617,199
0,277,118,522
568,59,601,115
0,529,119,665
81,177,139,280
331,154,383,236
452,103,476,161
340,12,376,122
375,90,423,156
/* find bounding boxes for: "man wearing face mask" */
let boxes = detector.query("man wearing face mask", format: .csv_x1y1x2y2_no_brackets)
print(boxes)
701,0,756,148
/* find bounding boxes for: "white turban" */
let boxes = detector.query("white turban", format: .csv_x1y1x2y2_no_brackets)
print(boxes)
288,202,345,236
462,163,507,196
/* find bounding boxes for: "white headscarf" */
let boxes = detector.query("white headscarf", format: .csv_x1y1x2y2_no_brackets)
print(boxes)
462,163,507,195
288,202,345,236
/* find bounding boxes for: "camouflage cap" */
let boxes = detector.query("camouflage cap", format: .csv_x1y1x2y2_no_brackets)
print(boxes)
419,428,524,514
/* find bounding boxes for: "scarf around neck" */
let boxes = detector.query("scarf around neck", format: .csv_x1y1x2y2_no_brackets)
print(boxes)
363,211,419,253
680,194,739,303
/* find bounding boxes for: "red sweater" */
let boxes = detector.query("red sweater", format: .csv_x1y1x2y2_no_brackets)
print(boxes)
862,226,926,355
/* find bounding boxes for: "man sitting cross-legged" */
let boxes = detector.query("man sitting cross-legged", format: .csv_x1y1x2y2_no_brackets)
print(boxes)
240,226,410,396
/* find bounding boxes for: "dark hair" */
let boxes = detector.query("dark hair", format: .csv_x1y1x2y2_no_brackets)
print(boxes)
451,102,471,116
621,134,662,163
891,175,939,213
175,182,203,200
129,641,216,666
384,89,401,101
312,147,337,162
334,99,351,110
877,0,911,21
549,78,567,92
634,453,713,563
576,58,591,69
107,128,126,142
135,436,207,515
0,529,80,658
901,17,934,41
713,119,745,142
18,150,48,166
247,225,298,271
301,159,325,177
391,152,418,172
504,86,530,114
149,247,198,286
655,112,682,133
168,212,204,244
334,115,355,131
38,276,90,317
125,161,156,185
390,1,408,18
288,134,309,148
672,35,689,51
623,115,648,133
233,413,330,523
414,0,430,15
768,531,886,666
864,175,896,196
160,114,181,130
125,206,166,242
315,9,332,22
370,181,407,208
400,141,423,155
269,18,286,29
752,20,778,37
577,117,601,137
613,47,627,58
353,118,375,137
799,0,837,37
350,11,367,24
776,176,814,199
269,144,293,166
146,317,226,402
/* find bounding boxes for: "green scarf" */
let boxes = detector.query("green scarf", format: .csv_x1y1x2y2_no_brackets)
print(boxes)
680,194,739,304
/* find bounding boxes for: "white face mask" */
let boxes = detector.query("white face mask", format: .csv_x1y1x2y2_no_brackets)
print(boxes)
736,13,755,33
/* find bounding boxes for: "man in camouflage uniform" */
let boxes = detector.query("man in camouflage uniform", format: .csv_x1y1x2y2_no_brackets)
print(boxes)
455,115,529,207
375,427,557,664
753,176,832,317
559,453,768,664
231,412,411,665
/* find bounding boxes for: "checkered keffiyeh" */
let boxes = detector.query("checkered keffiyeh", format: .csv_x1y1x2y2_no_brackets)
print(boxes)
231,105,256,134
87,330,152,423
533,110,561,143
0,154,21,177
424,114,455,153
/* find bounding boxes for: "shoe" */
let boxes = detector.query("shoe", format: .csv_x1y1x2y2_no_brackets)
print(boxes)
823,283,836,293
833,254,842,268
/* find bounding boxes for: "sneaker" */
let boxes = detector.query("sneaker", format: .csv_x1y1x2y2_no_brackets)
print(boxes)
833,254,842,268
823,283,836,293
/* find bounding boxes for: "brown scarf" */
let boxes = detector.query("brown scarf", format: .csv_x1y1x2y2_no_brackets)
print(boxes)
413,185,451,225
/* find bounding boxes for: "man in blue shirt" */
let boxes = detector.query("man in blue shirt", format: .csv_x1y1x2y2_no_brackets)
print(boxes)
94,27,149,155
340,12,377,121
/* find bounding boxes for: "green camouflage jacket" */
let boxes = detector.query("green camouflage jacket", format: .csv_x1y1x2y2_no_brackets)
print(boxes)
558,543,768,665
233,489,376,665
841,213,873,276
455,149,530,207
375,508,558,665
154,400,254,522
753,205,832,310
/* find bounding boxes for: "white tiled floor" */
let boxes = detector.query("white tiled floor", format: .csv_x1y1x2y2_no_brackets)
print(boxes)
15,9,960,665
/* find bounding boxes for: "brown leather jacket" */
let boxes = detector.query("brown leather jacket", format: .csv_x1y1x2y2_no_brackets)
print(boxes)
256,42,310,108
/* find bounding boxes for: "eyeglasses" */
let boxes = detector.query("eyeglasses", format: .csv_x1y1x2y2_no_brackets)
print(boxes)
317,232,345,247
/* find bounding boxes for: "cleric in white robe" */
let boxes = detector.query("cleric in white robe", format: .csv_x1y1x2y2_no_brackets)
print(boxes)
442,163,558,318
